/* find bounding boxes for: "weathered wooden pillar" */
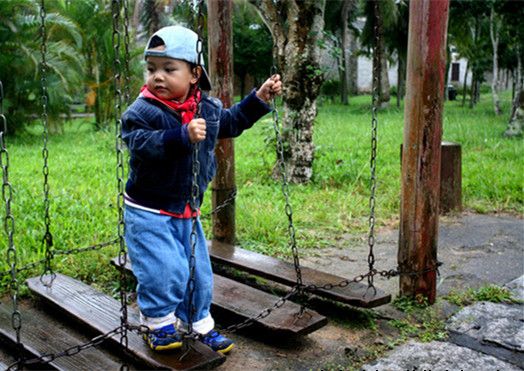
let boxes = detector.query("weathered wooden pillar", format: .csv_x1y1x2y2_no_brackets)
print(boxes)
208,0,236,243
398,0,450,304
440,142,462,213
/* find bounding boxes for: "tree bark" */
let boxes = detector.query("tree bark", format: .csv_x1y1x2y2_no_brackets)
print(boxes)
339,0,351,105
372,0,390,108
462,61,469,107
490,6,502,115
250,0,326,184
348,29,359,95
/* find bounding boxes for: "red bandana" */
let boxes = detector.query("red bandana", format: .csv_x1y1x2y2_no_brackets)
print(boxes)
140,85,201,124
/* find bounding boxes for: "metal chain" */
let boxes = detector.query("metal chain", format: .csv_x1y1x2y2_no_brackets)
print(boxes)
111,0,129,362
122,0,131,106
269,66,303,291
39,0,55,287
187,0,205,336
0,238,119,280
366,0,382,292
6,325,124,370
1,81,23,363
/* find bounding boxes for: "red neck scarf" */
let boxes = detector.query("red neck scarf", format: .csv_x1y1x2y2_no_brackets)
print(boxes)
140,85,201,124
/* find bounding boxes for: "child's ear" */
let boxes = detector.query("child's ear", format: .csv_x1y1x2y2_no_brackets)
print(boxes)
191,66,202,85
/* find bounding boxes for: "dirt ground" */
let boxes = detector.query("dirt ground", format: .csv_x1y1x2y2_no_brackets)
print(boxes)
215,212,523,370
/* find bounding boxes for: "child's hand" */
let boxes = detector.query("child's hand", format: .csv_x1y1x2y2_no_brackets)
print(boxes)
256,74,282,103
188,118,206,143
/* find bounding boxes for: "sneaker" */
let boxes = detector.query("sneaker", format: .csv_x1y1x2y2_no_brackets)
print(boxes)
200,330,234,354
143,323,183,351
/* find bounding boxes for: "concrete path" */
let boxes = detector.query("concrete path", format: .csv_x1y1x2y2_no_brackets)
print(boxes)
218,213,523,370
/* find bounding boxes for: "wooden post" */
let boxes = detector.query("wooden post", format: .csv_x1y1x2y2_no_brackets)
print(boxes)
440,142,462,213
398,0,450,304
208,0,236,243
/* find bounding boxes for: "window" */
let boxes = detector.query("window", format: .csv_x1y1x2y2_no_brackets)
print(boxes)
451,62,460,82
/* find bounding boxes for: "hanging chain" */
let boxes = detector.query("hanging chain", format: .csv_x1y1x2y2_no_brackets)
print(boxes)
6,325,124,370
111,0,129,363
269,66,303,291
39,0,55,287
186,0,205,337
366,0,382,293
1,81,23,362
122,0,131,106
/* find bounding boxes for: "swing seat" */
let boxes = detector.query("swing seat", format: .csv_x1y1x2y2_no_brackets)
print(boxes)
208,240,391,308
111,257,328,336
27,274,226,370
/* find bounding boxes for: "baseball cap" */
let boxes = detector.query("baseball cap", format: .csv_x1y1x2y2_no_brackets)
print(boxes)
144,25,212,91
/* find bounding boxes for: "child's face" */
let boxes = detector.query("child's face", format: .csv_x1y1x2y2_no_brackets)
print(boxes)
145,56,198,102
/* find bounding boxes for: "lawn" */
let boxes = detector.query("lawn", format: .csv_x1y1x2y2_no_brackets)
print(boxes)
0,91,522,293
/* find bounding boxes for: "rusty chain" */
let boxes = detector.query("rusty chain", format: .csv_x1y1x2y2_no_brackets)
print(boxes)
0,239,119,280
1,80,23,363
187,0,206,336
269,66,303,293
6,325,124,370
111,0,129,364
39,0,55,288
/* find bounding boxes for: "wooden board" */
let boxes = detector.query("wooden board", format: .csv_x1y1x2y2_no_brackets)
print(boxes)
208,240,391,308
27,274,225,370
112,258,327,336
0,299,122,370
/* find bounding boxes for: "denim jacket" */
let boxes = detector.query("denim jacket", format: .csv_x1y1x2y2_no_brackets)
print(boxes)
121,89,271,213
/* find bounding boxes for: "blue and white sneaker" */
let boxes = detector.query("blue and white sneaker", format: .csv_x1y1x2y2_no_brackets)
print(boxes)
144,323,183,351
201,330,234,354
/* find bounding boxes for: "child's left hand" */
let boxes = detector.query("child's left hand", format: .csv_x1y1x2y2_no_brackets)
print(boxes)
256,74,282,103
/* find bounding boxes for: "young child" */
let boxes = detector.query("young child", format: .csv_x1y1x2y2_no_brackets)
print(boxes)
121,25,281,354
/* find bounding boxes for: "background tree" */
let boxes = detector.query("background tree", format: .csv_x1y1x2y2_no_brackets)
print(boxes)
233,0,273,98
62,0,142,130
0,0,83,134
249,0,326,184
360,0,397,109
324,0,359,105
384,0,408,108
448,0,491,108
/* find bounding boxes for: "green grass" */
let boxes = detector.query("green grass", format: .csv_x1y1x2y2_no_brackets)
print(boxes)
0,90,522,293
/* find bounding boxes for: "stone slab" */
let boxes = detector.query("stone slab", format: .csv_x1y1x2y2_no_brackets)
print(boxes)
446,301,524,367
361,341,522,371
505,275,524,301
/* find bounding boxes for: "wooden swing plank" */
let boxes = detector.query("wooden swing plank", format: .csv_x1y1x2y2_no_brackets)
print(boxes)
112,257,327,336
0,299,122,370
27,274,225,371
208,240,391,308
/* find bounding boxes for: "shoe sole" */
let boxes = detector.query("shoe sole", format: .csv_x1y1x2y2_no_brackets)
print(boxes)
217,343,235,354
144,336,183,351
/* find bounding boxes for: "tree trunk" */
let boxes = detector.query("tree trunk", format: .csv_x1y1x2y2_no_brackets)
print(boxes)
505,48,523,136
373,0,390,108
251,0,326,184
462,61,469,107
490,6,502,115
339,0,351,105
348,29,359,95
397,55,406,108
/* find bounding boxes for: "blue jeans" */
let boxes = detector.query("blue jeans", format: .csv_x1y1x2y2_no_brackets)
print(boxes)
124,206,213,325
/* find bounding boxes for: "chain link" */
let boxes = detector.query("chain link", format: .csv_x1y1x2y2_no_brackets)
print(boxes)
38,0,55,288
111,0,129,359
366,0,382,292
6,325,124,370
186,0,206,336
0,238,119,280
269,66,303,292
122,0,131,106
1,80,23,363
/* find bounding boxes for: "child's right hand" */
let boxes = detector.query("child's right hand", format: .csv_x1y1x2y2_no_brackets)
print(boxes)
188,118,206,143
